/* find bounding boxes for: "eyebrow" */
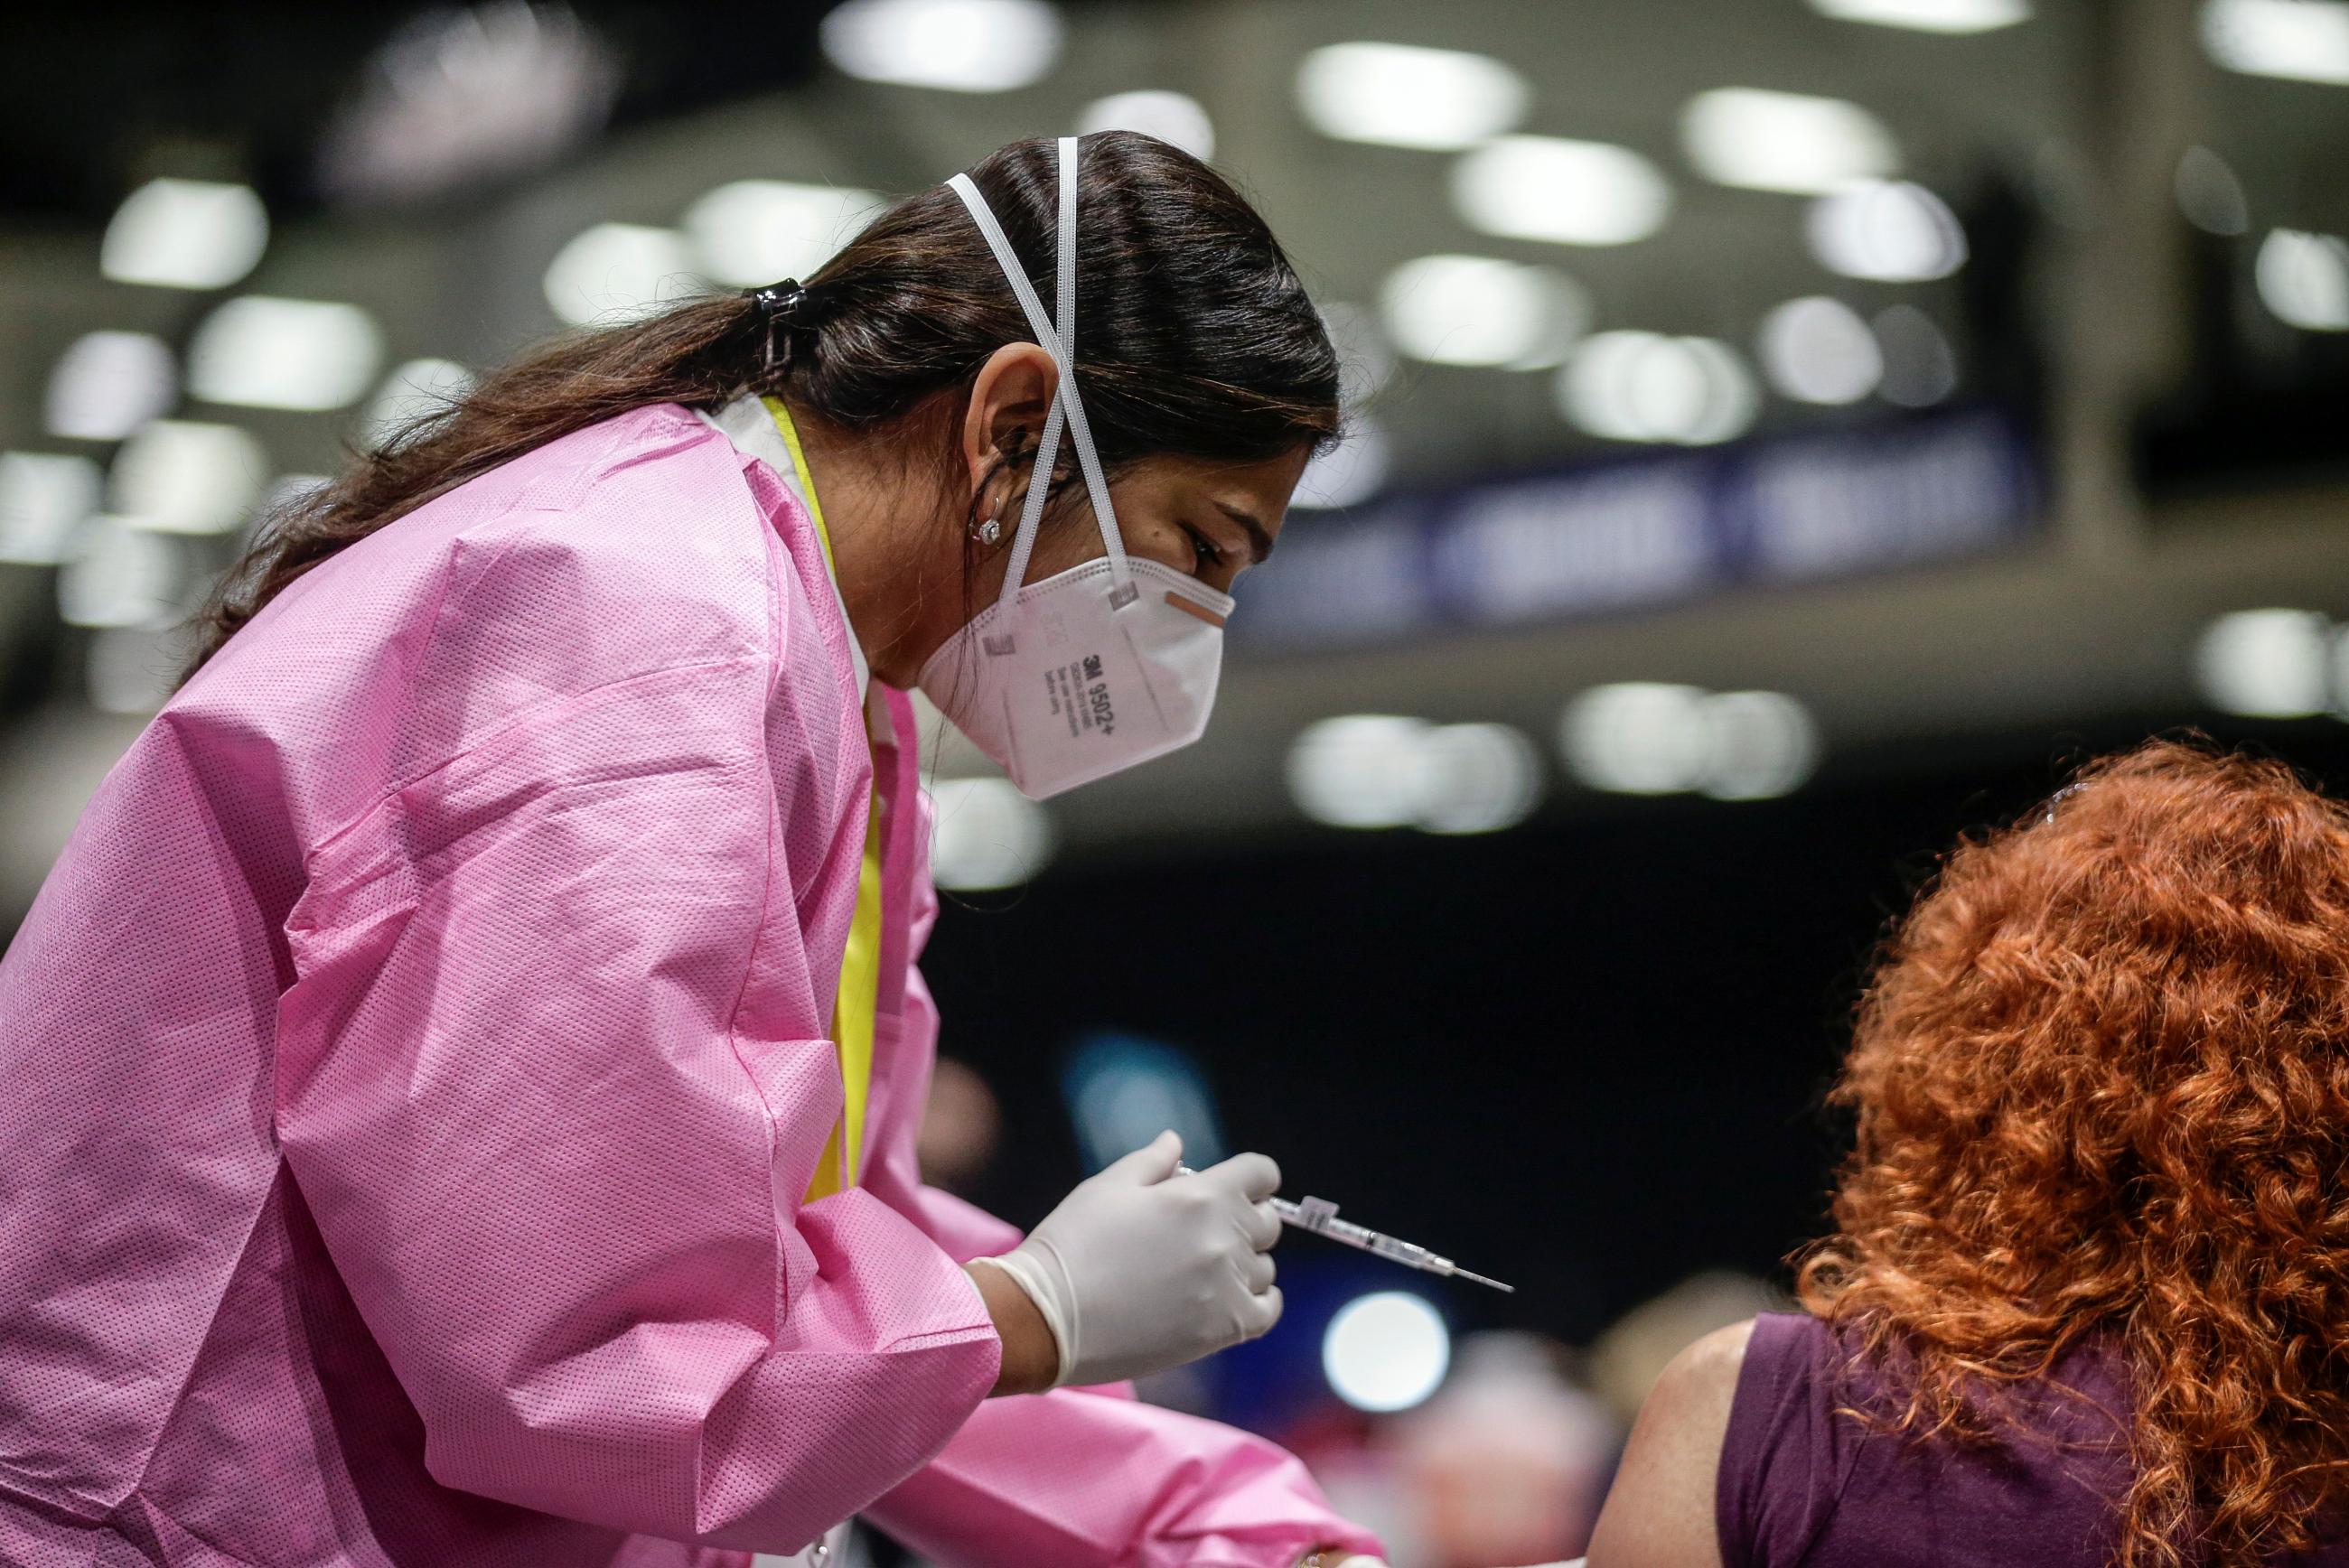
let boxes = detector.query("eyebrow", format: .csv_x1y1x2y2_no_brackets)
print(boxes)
1214,500,1276,565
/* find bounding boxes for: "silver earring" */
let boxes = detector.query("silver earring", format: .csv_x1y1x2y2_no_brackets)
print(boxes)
973,510,1003,546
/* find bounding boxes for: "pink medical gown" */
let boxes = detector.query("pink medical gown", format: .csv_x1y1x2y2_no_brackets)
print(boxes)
0,404,1381,1568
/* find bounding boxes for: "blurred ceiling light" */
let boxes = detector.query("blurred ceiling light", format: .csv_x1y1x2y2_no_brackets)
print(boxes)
684,181,884,290
1296,42,1527,151
1409,723,1544,833
1808,0,2031,31
1558,331,1759,444
1561,683,1821,798
1287,714,1430,828
1871,304,1961,405
820,0,1064,92
318,2,621,203
1064,1034,1225,1174
1324,1292,1451,1414
360,358,475,448
1287,715,1545,832
1294,415,1391,510
99,179,269,291
2255,229,2349,331
2196,608,2331,716
1699,690,1820,800
58,519,184,630
2175,145,2251,236
88,627,182,716
1757,296,1883,404
1680,89,1898,195
1451,135,1673,247
1558,683,1713,793
1079,89,1215,161
2200,0,2349,85
108,421,267,536
1379,255,1588,369
929,775,1054,889
45,331,176,442
1806,179,1968,280
543,223,698,326
0,453,102,566
188,297,384,412
250,473,332,540
1324,302,1396,410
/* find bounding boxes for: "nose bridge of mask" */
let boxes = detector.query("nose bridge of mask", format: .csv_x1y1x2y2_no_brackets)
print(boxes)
946,137,1136,655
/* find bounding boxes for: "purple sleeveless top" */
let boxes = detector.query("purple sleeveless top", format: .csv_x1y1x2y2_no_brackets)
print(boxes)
1717,1311,2349,1568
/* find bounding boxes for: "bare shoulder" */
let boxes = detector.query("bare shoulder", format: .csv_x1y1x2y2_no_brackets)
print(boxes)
1583,1318,1757,1568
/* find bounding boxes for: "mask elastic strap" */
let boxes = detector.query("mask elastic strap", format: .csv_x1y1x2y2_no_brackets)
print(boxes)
947,138,1137,645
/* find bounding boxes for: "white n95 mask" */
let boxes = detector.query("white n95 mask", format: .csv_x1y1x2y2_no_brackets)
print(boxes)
919,136,1237,801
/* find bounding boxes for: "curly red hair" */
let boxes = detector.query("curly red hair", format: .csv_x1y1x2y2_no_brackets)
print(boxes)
1799,740,2349,1565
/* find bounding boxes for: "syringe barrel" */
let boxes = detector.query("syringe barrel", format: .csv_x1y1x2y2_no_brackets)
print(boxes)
1274,1194,1455,1276
1364,1233,1447,1273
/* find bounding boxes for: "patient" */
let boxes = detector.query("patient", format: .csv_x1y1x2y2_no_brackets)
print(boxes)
1585,742,2349,1568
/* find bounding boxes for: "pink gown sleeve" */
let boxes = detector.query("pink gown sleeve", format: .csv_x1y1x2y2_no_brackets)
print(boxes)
272,635,999,1552
852,819,1387,1568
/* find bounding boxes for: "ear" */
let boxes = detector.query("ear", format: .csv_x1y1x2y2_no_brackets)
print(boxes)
961,341,1061,493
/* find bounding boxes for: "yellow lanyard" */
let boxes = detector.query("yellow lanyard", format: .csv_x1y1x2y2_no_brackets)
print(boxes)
763,396,884,1203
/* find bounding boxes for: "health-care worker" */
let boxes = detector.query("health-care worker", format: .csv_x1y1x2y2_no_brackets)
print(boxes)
0,133,1389,1568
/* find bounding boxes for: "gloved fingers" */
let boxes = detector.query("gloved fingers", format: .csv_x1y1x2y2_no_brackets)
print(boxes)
1241,1248,1277,1294
1197,1150,1281,1201
1240,1283,1285,1339
1099,1128,1184,1185
1241,1199,1282,1250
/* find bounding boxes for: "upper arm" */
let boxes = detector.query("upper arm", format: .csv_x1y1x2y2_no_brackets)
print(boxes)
1585,1317,1755,1568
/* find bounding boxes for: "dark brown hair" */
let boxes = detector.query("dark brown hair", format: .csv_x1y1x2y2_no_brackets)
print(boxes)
1800,740,2349,1565
191,130,1339,667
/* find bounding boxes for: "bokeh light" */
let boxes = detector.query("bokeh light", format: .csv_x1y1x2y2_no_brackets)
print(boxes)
1758,297,1884,405
359,359,475,449
1296,42,1527,151
187,298,385,412
45,332,176,443
684,181,884,290
542,223,698,326
1558,331,1760,444
108,422,268,537
2195,608,2333,717
928,774,1054,889
1451,136,1673,247
820,0,1064,92
1808,0,2031,31
1680,89,1898,195
1079,90,1215,162
0,453,102,566
1806,180,1969,282
1380,255,1588,369
98,179,268,291
1324,1292,1452,1414
1872,304,1961,406
2201,0,2349,86
2256,229,2349,332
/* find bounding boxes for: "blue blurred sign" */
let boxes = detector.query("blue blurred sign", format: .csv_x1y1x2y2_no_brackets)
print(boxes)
1237,406,2041,653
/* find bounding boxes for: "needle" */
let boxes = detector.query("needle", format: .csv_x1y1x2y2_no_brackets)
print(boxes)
1449,1267,1515,1294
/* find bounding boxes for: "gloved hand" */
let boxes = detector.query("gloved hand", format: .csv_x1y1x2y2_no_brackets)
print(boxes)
976,1131,1284,1387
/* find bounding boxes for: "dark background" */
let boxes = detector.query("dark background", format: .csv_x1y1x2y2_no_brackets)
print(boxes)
925,713,2349,1346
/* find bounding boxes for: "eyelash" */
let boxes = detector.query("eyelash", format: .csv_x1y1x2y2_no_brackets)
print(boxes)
1183,526,1223,570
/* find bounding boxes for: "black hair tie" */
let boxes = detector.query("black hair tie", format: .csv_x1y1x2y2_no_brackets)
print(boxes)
746,278,823,375
749,278,822,322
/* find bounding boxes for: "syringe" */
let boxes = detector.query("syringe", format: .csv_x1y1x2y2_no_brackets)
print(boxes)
1177,1165,1514,1293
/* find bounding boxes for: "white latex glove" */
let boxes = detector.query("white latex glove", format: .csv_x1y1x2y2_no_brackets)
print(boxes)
977,1131,1283,1387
